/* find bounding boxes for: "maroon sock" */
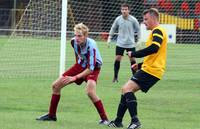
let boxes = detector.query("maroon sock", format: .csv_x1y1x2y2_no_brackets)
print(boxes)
94,100,108,120
48,94,60,117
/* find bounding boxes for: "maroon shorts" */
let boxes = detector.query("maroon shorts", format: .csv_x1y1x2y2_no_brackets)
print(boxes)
62,63,100,85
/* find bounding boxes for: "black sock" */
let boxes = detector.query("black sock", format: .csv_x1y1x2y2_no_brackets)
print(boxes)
115,94,127,123
131,61,136,75
114,60,120,78
124,92,139,122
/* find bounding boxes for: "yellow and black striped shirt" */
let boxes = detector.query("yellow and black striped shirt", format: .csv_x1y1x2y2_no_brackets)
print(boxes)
141,25,168,79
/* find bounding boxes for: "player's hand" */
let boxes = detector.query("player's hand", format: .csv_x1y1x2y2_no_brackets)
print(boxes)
107,36,111,48
71,76,78,82
62,76,77,84
131,63,138,71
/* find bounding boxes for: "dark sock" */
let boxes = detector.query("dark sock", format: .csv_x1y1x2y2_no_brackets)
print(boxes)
124,92,139,122
94,100,108,120
114,60,120,78
115,94,127,123
131,61,136,75
49,94,60,117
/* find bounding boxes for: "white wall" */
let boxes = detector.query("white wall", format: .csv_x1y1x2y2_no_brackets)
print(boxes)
140,24,176,44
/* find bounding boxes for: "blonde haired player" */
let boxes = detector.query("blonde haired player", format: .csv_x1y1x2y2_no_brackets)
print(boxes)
36,23,109,125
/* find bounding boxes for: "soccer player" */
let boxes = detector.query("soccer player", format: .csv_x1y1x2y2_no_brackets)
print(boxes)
36,23,109,125
107,3,141,83
108,8,168,129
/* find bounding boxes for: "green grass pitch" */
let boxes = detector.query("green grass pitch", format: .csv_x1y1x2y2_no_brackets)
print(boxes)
0,36,200,129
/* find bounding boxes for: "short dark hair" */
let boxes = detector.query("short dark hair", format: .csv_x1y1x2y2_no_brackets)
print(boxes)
121,3,130,9
143,8,159,19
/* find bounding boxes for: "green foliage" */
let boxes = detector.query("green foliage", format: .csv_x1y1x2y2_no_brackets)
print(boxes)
0,38,200,129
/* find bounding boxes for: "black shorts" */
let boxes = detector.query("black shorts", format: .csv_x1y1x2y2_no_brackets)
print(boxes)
130,70,160,93
116,46,135,56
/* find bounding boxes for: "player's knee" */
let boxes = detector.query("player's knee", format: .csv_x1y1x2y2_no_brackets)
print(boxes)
86,90,99,102
115,57,122,61
122,85,132,94
121,86,127,94
86,90,95,98
52,83,61,93
86,90,93,97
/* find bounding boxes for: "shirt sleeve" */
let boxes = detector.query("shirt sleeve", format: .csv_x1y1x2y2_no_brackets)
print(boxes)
131,28,164,58
133,18,141,42
87,46,96,71
152,29,163,47
131,44,159,58
71,39,74,48
71,39,78,63
109,17,119,38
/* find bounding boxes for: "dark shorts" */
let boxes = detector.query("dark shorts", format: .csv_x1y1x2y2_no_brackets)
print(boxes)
62,63,100,85
116,46,135,56
130,70,160,93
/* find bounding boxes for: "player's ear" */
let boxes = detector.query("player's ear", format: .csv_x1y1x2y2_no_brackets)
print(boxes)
84,33,88,37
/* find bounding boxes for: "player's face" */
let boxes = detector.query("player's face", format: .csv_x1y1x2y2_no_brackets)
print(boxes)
143,13,154,30
121,7,129,17
75,32,87,45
